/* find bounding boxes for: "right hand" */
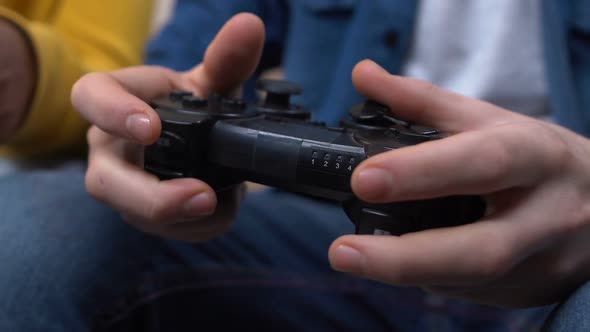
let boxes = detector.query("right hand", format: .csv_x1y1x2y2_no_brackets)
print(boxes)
71,13,265,242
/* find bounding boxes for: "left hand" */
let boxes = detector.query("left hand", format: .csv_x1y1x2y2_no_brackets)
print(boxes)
71,13,264,242
328,60,590,307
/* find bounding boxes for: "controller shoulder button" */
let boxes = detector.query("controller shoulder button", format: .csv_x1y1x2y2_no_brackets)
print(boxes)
157,130,188,154
221,97,247,113
170,90,193,101
409,125,440,136
182,95,207,109
144,164,185,180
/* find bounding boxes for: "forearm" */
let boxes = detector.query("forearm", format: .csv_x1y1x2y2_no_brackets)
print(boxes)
0,0,153,158
0,18,36,142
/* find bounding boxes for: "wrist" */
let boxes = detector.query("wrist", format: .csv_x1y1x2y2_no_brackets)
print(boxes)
0,18,37,142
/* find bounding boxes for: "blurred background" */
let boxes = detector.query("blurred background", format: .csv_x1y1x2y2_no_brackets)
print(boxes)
152,0,174,35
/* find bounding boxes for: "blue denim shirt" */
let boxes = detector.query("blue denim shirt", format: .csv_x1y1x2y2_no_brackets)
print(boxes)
147,0,590,136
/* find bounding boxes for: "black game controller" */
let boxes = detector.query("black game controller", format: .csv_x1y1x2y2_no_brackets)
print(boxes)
144,80,485,235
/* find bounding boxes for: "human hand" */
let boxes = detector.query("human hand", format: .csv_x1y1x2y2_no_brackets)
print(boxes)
329,60,590,307
71,14,265,242
0,19,36,142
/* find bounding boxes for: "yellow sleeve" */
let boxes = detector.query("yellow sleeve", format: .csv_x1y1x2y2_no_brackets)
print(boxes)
0,1,154,158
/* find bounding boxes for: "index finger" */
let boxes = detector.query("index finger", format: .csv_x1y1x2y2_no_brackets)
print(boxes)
71,67,178,144
71,13,265,144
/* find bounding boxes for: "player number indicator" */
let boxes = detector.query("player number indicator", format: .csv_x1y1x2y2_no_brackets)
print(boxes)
309,151,356,173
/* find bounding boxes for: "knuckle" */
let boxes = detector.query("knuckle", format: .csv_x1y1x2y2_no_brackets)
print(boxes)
380,266,412,285
71,73,102,105
86,126,101,143
527,122,573,174
84,166,105,202
576,201,590,230
145,196,171,222
546,133,573,174
478,137,512,185
409,77,438,94
561,194,590,235
472,231,512,281
70,75,87,102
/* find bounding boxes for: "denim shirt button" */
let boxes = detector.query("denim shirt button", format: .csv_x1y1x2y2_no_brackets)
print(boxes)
383,30,399,48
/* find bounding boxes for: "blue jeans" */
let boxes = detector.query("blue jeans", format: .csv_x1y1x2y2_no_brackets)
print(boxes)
0,163,580,331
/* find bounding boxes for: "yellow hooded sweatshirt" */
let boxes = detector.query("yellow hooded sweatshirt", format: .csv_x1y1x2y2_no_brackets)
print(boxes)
0,0,153,158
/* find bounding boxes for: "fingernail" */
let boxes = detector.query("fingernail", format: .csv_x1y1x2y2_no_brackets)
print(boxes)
126,113,152,142
354,168,393,201
331,245,363,273
183,192,214,217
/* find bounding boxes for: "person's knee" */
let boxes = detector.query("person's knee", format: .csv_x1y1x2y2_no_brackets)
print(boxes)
0,167,154,324
542,281,590,331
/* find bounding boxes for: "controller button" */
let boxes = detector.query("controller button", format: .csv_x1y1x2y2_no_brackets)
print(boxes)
182,95,207,109
336,155,344,163
359,208,394,235
410,125,440,136
257,79,302,96
258,80,300,108
257,79,302,108
255,80,311,119
348,100,400,129
383,114,410,127
157,131,188,155
170,90,193,101
349,101,383,121
144,164,185,179
221,98,247,113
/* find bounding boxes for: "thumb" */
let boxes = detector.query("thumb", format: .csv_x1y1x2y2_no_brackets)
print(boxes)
185,13,265,95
